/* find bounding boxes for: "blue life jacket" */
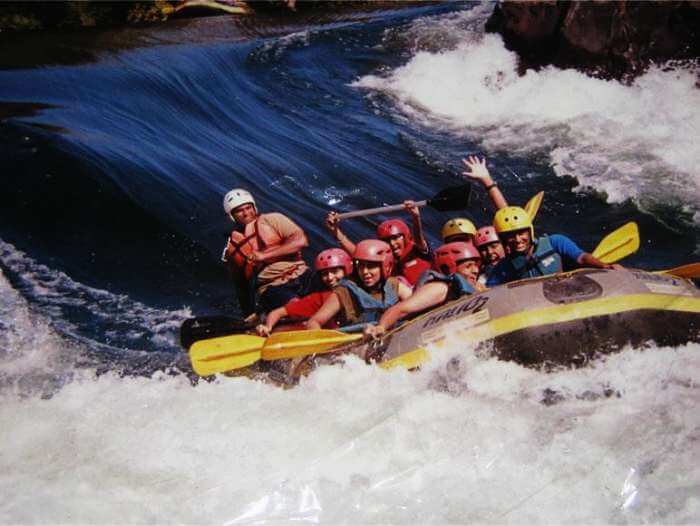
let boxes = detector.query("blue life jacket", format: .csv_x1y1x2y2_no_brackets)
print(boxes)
417,270,477,301
336,278,400,324
481,263,495,276
505,235,562,280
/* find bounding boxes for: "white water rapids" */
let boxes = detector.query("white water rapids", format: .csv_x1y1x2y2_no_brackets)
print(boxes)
1,259,699,524
355,9,700,228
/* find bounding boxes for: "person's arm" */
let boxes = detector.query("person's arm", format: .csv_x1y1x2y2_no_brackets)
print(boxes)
251,215,309,264
256,306,288,336
253,231,308,263
462,155,508,210
306,293,341,330
364,282,449,339
549,234,623,270
404,200,429,253
577,253,623,270
396,280,414,301
326,212,356,255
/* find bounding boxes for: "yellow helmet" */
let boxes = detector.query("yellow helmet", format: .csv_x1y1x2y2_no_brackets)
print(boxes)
493,206,534,237
441,218,477,242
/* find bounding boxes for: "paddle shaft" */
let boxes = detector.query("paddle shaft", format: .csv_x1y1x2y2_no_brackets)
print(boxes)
337,200,428,220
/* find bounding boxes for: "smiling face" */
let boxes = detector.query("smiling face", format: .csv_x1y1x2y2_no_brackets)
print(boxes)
356,260,382,289
385,234,406,259
501,228,532,255
231,203,257,225
320,267,345,289
455,258,481,285
479,241,506,265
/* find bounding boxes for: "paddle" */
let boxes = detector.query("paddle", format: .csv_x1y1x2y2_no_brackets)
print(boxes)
591,222,640,264
190,334,264,375
655,263,700,279
524,191,544,221
336,184,471,220
180,315,251,350
189,329,363,376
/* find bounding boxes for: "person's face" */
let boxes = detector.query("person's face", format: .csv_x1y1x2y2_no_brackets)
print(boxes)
479,241,506,265
386,234,406,259
357,261,382,289
456,258,481,285
445,234,473,244
320,267,345,288
501,228,532,255
231,203,257,225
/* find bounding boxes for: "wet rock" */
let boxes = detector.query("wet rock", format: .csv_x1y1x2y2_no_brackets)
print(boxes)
486,0,700,82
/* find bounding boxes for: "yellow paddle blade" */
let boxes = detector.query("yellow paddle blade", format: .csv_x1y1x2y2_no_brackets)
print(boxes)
524,191,544,221
261,330,363,360
592,222,640,264
655,262,700,279
189,334,264,376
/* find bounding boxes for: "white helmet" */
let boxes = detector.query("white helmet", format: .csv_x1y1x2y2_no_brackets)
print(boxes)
223,188,256,219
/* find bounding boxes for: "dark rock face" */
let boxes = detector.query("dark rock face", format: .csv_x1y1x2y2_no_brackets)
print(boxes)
486,0,700,82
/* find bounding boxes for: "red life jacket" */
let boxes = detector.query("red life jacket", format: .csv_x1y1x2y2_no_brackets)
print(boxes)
396,248,432,286
224,214,301,279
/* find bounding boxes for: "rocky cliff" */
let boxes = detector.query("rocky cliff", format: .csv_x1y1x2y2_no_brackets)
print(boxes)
485,0,700,82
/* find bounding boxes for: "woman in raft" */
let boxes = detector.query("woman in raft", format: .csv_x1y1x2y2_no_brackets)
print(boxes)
256,248,353,335
364,241,484,339
306,239,413,330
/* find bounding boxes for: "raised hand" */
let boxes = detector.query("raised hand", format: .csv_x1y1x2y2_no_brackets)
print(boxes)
461,155,493,186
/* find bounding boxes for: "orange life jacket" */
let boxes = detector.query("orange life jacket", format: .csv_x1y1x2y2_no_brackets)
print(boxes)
224,215,302,279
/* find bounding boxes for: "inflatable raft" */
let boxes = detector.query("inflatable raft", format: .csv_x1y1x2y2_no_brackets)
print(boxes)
303,268,700,375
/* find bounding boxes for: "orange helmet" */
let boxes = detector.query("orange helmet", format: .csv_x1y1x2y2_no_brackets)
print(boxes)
354,239,394,279
433,242,481,275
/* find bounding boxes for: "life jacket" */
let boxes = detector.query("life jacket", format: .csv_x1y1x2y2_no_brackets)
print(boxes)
505,235,562,280
224,214,303,279
417,270,477,301
396,247,433,286
333,277,401,325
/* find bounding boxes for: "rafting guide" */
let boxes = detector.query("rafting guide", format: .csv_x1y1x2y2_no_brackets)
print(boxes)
221,188,312,317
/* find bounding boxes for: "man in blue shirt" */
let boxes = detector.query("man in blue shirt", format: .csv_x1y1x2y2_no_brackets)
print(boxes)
486,206,620,286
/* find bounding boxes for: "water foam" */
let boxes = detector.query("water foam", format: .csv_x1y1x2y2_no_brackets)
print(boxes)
0,266,78,398
1,342,698,524
355,15,700,223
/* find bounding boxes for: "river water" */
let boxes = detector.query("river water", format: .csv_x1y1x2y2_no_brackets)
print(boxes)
1,2,699,523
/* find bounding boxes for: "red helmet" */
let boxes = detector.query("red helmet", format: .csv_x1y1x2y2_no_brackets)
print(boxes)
433,242,481,275
315,248,353,275
376,219,414,259
475,226,500,248
354,239,394,279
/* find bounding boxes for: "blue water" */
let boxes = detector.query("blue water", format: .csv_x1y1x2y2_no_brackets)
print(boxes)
0,2,698,379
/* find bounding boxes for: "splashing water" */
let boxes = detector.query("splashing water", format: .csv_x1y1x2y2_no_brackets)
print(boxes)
356,26,700,224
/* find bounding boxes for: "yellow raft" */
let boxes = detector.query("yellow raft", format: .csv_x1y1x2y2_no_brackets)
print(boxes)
310,268,700,374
